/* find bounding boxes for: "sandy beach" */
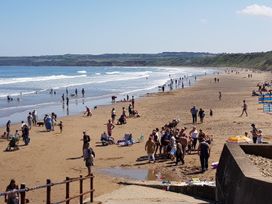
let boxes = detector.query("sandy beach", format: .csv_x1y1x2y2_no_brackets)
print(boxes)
0,69,271,203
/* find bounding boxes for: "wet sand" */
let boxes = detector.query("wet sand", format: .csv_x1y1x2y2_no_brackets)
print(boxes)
0,69,271,203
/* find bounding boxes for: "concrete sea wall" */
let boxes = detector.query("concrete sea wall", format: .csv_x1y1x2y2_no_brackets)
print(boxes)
216,144,272,204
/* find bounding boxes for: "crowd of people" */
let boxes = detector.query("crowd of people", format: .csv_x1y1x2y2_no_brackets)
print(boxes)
2,110,64,152
145,120,212,172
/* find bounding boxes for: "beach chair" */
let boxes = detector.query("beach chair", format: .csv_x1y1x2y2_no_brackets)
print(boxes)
136,135,144,143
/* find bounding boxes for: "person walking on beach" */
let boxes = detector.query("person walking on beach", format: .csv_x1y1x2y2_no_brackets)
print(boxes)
132,96,135,108
6,120,11,139
75,88,78,96
240,100,248,117
27,112,33,129
22,124,30,145
111,108,116,123
209,109,213,117
198,108,205,123
198,138,210,172
83,142,95,175
32,110,37,126
190,106,198,124
145,137,156,163
219,91,222,100
5,179,19,204
82,131,90,156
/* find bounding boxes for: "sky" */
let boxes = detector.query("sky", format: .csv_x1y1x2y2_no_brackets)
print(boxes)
0,0,272,56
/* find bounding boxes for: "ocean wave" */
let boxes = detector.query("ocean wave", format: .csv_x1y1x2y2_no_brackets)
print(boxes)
77,70,87,74
50,72,151,89
105,71,120,75
0,74,87,85
0,101,56,112
95,73,101,75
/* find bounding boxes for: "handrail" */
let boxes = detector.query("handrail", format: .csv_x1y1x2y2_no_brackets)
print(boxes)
0,175,94,196
0,174,94,204
51,189,95,204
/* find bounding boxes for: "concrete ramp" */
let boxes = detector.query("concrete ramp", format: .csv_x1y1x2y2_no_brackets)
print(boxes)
86,185,209,204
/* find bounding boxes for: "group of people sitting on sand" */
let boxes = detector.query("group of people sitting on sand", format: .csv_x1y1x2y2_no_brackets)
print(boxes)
252,81,272,96
110,104,140,126
145,120,212,172
100,117,138,146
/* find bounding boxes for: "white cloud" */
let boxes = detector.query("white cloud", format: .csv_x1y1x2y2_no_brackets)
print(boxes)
200,18,208,24
238,4,272,17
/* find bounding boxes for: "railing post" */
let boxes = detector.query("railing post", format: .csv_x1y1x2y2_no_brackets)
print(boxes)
20,183,26,204
79,175,83,204
90,174,93,203
66,177,70,204
46,179,51,204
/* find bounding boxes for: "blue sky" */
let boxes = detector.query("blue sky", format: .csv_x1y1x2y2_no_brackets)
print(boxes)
0,0,272,56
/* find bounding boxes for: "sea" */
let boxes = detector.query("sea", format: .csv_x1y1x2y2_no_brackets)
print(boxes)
0,66,215,127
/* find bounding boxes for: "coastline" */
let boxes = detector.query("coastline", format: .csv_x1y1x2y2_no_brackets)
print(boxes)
0,69,271,202
0,66,214,127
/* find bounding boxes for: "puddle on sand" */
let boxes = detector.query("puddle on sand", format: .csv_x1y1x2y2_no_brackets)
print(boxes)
98,167,177,181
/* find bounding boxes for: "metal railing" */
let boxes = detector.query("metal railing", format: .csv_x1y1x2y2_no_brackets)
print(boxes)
0,174,94,204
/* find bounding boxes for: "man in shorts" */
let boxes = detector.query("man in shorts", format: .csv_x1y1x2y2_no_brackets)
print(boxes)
240,100,248,117
83,143,95,175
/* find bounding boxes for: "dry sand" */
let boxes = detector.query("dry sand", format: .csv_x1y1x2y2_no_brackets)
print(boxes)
0,69,271,203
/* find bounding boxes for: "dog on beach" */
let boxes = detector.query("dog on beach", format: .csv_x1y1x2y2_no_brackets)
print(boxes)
37,121,44,127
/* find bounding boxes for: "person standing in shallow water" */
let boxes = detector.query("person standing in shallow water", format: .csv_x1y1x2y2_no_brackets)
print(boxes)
219,91,222,100
81,88,85,97
66,96,69,106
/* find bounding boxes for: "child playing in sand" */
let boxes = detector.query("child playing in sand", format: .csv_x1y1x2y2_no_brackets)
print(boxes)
59,121,63,133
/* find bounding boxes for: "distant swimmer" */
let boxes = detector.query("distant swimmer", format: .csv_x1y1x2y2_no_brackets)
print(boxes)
66,97,69,106
61,94,65,103
81,88,85,97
